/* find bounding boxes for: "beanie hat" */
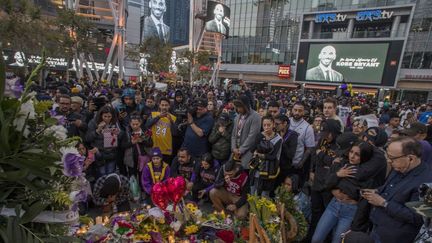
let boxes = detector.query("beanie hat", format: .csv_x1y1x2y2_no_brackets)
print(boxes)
151,147,163,158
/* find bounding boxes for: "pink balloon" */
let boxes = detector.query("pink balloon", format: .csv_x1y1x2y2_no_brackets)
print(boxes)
151,182,169,210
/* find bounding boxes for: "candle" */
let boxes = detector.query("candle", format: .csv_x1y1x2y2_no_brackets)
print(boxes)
103,216,109,225
168,235,175,243
95,216,102,225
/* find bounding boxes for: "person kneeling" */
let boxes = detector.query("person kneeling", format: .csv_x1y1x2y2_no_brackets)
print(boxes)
209,160,249,219
141,147,170,201
93,173,131,214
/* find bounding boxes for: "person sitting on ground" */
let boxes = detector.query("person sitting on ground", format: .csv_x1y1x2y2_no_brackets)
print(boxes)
141,147,170,198
282,174,311,222
210,160,250,219
93,173,131,214
191,153,220,202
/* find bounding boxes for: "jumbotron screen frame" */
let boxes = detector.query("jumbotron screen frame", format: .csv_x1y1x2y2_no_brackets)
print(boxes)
295,40,405,88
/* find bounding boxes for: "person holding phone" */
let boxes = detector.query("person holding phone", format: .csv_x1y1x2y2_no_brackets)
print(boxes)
85,105,123,178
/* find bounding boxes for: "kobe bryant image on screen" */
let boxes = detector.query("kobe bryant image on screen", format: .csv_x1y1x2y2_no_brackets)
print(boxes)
306,45,344,82
143,0,170,43
205,4,228,35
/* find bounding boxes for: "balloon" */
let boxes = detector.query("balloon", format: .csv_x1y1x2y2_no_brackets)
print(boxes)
151,182,169,210
344,90,351,97
166,177,186,204
340,84,347,90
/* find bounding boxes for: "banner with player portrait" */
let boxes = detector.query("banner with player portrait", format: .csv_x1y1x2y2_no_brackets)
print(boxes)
205,1,231,37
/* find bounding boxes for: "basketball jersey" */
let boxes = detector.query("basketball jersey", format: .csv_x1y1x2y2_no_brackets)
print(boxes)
151,112,177,155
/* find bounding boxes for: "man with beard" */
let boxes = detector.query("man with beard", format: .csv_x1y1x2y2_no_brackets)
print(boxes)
289,102,315,186
142,96,157,125
170,147,199,191
55,94,87,138
146,97,177,164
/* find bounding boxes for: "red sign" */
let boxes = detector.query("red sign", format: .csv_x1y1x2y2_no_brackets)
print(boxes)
278,65,291,78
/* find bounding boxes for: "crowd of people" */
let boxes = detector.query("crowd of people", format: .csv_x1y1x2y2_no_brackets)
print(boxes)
34,78,432,242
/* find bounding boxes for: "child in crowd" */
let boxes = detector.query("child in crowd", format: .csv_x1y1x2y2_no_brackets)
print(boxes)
283,174,311,222
141,147,170,199
191,153,220,202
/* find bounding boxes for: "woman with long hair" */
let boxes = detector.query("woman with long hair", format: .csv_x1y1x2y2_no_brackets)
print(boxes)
312,141,374,243
85,105,123,178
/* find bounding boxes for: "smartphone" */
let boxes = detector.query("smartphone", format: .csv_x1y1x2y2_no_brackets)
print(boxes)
87,151,95,162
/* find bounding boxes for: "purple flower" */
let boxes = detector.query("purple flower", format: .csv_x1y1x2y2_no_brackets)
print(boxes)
63,153,85,177
4,77,23,99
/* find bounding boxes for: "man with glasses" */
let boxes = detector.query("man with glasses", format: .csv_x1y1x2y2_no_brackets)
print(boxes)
361,136,432,243
55,94,87,138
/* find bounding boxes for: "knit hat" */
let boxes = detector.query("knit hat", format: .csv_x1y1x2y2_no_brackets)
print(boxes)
363,127,388,147
122,88,135,99
151,147,163,158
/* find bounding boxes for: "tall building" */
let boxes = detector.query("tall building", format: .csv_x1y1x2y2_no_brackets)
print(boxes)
220,0,432,102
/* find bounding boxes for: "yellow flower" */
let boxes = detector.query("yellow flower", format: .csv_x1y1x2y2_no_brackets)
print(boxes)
186,203,198,213
134,233,152,242
184,225,199,235
136,214,145,222
157,217,165,224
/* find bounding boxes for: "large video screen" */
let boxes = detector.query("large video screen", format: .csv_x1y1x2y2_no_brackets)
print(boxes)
296,41,404,87
142,0,190,46
205,1,231,37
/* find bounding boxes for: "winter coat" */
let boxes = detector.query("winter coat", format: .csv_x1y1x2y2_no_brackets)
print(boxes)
209,121,233,161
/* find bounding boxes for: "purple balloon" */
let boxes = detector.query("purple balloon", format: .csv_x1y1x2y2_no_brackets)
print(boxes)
63,153,85,177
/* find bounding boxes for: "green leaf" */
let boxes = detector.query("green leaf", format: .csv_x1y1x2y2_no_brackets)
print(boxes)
44,117,58,126
20,201,47,224
0,45,5,102
0,168,29,181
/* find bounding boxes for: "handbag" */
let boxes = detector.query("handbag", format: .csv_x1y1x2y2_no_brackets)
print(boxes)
136,144,150,172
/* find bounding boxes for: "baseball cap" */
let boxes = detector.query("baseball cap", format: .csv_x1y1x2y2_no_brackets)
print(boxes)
400,122,428,137
195,98,208,108
336,132,360,156
151,147,163,158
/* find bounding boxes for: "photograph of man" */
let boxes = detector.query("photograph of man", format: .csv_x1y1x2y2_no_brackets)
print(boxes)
143,0,170,43
10,52,26,67
306,45,344,82
205,4,227,35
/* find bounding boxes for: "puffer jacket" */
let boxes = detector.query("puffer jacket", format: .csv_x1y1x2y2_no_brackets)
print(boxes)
208,121,233,161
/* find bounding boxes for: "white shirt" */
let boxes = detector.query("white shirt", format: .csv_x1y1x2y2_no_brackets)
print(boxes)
151,15,165,37
215,19,223,32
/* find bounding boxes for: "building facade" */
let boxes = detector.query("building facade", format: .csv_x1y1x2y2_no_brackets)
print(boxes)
220,0,432,102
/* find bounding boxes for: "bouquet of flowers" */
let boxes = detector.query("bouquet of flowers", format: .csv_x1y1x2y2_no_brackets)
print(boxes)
247,195,281,242
0,51,84,242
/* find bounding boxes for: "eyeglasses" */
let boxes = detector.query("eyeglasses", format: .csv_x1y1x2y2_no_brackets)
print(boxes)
386,153,410,163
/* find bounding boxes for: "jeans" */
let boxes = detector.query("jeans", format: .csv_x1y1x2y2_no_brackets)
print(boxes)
97,161,116,178
312,198,358,243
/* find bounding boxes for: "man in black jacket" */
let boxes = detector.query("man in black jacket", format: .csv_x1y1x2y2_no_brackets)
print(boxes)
171,147,199,191
209,160,250,219
274,114,298,188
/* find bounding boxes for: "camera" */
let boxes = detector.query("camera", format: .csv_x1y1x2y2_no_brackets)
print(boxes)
188,104,198,117
419,183,432,201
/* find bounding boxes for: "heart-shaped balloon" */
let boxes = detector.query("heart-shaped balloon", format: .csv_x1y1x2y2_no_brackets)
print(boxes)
166,177,186,205
151,182,169,210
